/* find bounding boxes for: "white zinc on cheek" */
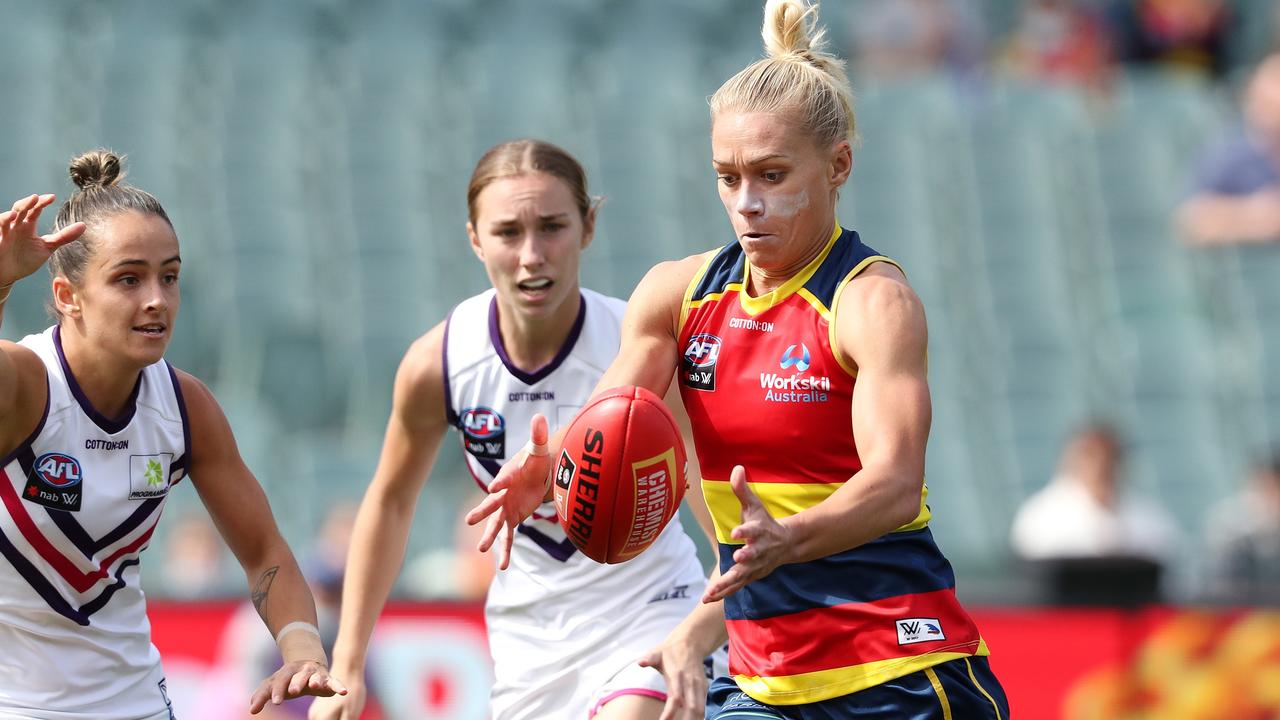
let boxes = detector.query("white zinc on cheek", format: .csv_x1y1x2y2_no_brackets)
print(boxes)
765,189,810,219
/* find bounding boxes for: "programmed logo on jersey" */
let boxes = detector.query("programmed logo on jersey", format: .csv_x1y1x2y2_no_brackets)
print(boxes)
682,333,721,392
24,452,84,511
129,453,173,500
461,407,505,459
896,617,945,646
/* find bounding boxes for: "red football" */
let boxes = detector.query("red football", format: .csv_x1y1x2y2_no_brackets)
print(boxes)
553,385,687,564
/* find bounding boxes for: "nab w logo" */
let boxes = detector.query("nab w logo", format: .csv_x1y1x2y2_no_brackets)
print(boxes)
682,334,721,392
25,453,83,511
896,617,945,646
780,343,811,372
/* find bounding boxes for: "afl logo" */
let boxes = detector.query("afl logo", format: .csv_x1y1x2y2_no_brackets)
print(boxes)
780,343,811,372
34,453,83,488
682,334,720,392
684,334,721,369
461,408,504,439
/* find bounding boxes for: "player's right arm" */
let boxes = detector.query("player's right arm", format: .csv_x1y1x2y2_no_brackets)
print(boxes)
0,194,84,457
466,253,711,566
309,323,451,720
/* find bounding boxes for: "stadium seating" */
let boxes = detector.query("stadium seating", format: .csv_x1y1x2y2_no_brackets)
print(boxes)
1,0,1276,601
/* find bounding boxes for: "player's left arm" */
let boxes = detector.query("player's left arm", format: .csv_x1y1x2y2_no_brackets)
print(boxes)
705,263,929,600
177,371,347,713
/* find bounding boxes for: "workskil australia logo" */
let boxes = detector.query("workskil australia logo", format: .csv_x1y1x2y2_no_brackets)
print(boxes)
761,342,830,403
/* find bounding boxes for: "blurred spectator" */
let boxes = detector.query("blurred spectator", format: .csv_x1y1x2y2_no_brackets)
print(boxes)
1012,424,1178,562
153,510,239,599
1203,452,1280,603
1177,53,1280,244
1000,0,1114,91
848,0,985,82
1106,0,1233,79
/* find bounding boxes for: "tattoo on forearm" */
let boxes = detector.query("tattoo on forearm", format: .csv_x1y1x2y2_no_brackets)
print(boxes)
251,566,279,616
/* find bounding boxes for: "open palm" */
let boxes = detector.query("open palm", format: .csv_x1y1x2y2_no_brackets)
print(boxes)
0,194,86,286
465,414,553,570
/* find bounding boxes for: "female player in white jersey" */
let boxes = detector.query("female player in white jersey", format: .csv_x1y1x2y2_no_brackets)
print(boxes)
0,151,346,719
309,139,722,720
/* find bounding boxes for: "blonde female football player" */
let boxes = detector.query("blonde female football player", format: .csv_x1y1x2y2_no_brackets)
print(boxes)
309,139,723,720
0,151,345,719
468,2,1010,719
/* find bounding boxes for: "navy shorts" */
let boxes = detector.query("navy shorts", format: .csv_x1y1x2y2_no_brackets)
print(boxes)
707,657,1009,720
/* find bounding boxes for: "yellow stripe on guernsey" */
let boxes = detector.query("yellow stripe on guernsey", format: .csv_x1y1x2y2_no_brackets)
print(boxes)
734,641,990,706
702,478,931,544
826,254,905,377
679,250,719,330
737,224,842,317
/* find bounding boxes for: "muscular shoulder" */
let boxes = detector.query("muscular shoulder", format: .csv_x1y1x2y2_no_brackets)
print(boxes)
836,262,927,370
636,252,715,298
170,368,242,471
630,251,719,334
393,321,448,432
0,340,48,457
399,321,446,393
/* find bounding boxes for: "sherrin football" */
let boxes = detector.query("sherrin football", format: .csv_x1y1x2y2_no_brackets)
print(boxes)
553,385,687,564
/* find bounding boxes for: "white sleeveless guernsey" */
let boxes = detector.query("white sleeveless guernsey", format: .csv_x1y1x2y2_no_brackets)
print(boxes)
0,327,185,720
445,289,712,720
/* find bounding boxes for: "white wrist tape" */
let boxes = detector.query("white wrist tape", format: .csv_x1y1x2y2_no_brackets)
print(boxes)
275,621,322,645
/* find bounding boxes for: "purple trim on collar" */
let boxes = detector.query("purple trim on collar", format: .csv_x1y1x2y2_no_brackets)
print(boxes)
53,325,141,435
0,376,49,469
442,308,459,427
488,293,587,386
165,361,193,474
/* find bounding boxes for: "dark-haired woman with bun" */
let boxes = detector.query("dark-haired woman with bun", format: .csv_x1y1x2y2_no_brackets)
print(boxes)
469,1,1009,718
0,150,346,718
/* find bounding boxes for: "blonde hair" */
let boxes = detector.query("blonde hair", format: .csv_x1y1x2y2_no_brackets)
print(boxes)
709,0,855,148
466,139,594,224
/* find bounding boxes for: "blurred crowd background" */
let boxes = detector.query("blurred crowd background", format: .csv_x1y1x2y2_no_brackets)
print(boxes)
3,0,1280,615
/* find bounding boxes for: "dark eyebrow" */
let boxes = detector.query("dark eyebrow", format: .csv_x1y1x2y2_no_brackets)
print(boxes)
110,255,182,270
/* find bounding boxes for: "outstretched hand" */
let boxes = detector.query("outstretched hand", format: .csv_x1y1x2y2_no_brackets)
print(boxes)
465,413,553,570
249,660,347,715
638,640,709,720
702,465,792,603
0,194,85,286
